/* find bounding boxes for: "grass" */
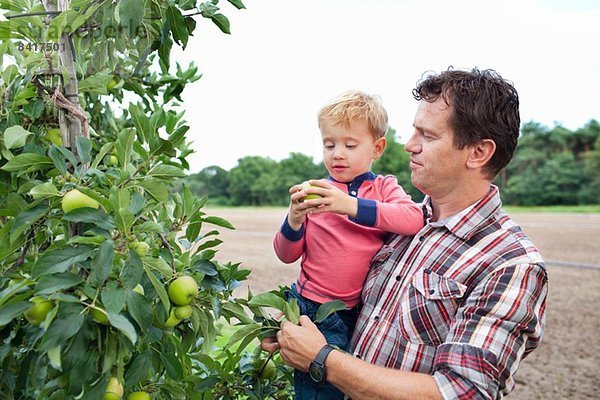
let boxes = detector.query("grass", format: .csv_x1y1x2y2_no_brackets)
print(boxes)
504,205,600,213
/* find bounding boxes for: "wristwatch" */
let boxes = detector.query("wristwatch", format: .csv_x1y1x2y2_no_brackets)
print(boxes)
308,344,336,384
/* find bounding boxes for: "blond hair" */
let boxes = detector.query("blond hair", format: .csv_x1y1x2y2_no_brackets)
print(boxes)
318,91,389,139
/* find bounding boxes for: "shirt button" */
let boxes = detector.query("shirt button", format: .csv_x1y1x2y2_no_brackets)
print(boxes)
395,275,401,281
351,191,357,195
429,289,436,295
419,236,425,242
374,315,379,321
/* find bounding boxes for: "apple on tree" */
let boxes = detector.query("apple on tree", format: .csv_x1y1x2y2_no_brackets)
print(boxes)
24,297,53,326
163,309,181,328
129,241,150,257
104,377,123,400
167,276,198,306
127,391,151,400
174,304,192,319
61,189,100,213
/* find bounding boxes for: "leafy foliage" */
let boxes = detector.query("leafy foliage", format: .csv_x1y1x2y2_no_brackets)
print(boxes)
0,0,294,398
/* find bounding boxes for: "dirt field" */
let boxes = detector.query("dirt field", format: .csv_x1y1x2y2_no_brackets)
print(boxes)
207,207,600,399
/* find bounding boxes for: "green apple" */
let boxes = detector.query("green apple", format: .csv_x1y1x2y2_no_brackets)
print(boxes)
133,284,145,296
108,155,118,166
103,394,121,400
24,298,53,326
174,305,192,319
127,391,151,400
167,276,198,306
254,358,276,381
91,307,109,325
163,309,181,328
61,189,100,213
105,377,123,399
299,181,322,202
129,241,150,257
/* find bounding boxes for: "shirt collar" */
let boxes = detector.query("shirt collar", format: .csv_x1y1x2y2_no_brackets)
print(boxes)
327,171,376,185
422,185,502,240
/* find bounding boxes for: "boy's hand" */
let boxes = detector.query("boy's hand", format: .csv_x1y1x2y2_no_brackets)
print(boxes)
286,182,320,230
301,180,358,218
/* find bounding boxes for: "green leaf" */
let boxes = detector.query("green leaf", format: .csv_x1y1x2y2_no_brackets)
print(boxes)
0,301,31,326
185,211,202,242
211,13,231,34
126,290,152,332
227,0,246,9
39,303,85,351
125,350,151,386
202,216,235,230
78,73,111,95
138,180,169,204
107,313,137,345
247,292,287,312
10,205,46,243
222,301,254,324
75,136,92,165
3,125,32,149
120,252,144,289
35,272,83,295
61,208,115,231
148,164,186,179
160,351,183,379
102,282,127,313
284,298,299,324
225,323,262,352
32,246,94,278
144,265,170,312
47,346,62,371
116,127,136,167
167,5,189,47
315,300,347,323
118,0,144,36
191,260,218,276
29,182,59,199
90,240,115,287
47,146,68,175
1,153,53,173
128,104,150,144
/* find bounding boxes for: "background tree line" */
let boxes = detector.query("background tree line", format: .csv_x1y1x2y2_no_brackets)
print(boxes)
184,120,600,206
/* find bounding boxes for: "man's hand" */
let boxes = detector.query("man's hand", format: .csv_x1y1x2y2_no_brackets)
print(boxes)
275,315,327,371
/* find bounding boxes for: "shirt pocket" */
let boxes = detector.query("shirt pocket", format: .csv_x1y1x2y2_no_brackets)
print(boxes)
396,269,467,346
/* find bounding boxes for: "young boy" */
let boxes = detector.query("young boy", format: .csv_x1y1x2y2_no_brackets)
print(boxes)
273,91,424,399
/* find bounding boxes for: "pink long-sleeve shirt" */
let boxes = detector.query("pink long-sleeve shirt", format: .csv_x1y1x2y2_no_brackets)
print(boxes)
273,172,424,307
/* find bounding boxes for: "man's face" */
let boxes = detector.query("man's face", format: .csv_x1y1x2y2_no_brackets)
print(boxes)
405,98,471,197
320,118,385,183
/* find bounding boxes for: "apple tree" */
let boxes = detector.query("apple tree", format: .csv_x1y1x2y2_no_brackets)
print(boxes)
0,0,293,398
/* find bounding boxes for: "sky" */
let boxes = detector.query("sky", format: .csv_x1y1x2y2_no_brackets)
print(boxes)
173,0,600,173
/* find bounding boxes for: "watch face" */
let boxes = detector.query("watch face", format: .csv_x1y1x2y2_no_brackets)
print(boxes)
309,363,325,383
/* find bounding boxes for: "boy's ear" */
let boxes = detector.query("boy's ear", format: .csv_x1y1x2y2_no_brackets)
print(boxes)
466,139,496,170
372,137,387,160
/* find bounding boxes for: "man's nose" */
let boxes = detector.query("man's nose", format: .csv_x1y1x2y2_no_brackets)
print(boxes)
405,132,419,153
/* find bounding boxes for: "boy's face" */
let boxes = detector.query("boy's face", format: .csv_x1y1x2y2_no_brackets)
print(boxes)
320,118,386,183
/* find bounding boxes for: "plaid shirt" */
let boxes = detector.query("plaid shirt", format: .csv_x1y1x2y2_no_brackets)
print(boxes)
349,185,548,400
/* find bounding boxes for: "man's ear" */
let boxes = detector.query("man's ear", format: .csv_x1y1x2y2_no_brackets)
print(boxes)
372,137,387,160
466,139,496,170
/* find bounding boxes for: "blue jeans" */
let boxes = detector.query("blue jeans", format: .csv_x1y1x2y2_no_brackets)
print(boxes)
286,284,359,400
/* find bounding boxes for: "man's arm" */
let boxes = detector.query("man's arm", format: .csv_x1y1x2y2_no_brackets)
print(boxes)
274,316,443,400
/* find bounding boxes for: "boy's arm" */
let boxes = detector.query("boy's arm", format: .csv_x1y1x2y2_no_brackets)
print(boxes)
354,176,424,235
273,217,305,263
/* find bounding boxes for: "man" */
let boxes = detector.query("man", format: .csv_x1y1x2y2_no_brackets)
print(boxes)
263,68,548,399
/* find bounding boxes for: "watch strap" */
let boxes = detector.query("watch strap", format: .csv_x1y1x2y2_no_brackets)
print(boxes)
314,344,336,366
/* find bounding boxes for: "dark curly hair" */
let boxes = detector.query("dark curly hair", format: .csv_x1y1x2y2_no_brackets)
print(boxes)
413,67,520,178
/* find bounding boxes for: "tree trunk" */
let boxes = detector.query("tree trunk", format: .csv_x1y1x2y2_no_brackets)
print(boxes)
42,0,87,152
